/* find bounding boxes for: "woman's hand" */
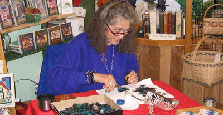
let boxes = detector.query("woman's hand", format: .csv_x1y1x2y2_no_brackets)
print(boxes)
93,73,117,92
125,71,138,84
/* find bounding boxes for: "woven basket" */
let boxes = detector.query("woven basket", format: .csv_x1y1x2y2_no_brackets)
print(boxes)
203,4,223,35
182,35,223,87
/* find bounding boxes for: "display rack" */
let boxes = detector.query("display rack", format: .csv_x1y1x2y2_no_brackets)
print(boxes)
0,13,75,62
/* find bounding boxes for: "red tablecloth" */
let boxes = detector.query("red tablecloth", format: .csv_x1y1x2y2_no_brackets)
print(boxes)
25,81,202,115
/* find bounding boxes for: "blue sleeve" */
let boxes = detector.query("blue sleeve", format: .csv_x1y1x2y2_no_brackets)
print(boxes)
125,54,139,75
48,35,89,95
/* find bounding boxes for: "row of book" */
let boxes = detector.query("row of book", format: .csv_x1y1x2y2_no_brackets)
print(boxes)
9,22,73,54
142,10,185,39
0,0,76,30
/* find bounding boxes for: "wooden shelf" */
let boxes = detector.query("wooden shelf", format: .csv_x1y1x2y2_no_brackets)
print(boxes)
0,13,75,34
5,39,71,62
136,38,185,46
5,47,47,62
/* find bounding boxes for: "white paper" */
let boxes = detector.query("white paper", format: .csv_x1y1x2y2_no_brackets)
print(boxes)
0,60,3,74
96,78,174,110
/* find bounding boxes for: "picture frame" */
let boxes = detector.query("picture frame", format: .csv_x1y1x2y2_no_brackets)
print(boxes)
34,29,48,49
18,33,35,54
0,73,15,107
61,22,73,41
10,0,26,25
0,0,14,29
46,0,58,16
32,0,48,19
48,26,62,45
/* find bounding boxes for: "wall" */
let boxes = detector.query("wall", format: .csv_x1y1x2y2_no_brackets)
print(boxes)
7,25,42,101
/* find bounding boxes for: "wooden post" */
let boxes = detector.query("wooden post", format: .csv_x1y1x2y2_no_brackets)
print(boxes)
185,0,192,53
0,34,8,74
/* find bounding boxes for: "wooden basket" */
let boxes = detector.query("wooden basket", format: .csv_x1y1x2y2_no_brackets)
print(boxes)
203,4,223,35
182,35,223,87
176,106,223,115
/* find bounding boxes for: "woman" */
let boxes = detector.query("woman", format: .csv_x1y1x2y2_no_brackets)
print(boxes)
48,0,139,96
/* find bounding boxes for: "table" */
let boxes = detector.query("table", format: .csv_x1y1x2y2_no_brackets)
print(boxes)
25,81,202,115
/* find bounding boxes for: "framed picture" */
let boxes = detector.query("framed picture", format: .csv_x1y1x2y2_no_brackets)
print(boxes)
0,73,15,107
57,0,73,14
61,22,73,41
10,0,26,25
48,26,62,45
0,0,14,29
46,0,58,16
34,29,48,49
32,0,48,19
18,33,35,53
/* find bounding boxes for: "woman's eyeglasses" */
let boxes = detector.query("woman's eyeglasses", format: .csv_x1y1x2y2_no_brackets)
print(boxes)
106,24,132,36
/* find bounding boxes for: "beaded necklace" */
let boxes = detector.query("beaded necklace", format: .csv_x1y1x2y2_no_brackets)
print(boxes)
101,46,115,73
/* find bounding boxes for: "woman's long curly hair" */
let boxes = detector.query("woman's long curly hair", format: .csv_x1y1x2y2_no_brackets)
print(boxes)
85,0,138,54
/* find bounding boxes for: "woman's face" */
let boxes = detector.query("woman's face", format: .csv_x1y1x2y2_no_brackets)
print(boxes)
106,16,131,45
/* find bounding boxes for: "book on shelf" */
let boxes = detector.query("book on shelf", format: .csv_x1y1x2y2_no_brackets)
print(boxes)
143,10,150,37
47,19,65,28
0,73,15,107
156,10,160,34
8,40,22,54
34,29,48,49
61,22,73,41
167,11,172,34
18,32,35,54
159,12,164,34
32,0,48,19
46,0,58,16
149,9,156,34
176,10,182,38
163,12,168,34
182,18,185,38
57,0,73,14
172,12,176,34
9,0,26,25
48,25,62,45
0,0,15,29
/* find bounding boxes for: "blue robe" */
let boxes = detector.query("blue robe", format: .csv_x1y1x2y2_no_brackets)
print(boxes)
48,33,139,96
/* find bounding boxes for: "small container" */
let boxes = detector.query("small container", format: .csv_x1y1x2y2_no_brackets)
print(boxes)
37,94,55,111
203,97,216,108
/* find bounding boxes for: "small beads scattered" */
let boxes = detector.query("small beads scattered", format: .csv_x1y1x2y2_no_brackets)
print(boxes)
60,102,117,115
